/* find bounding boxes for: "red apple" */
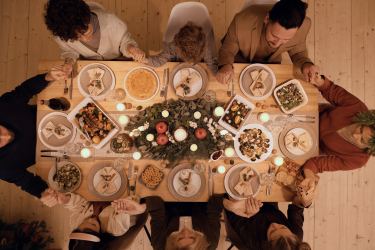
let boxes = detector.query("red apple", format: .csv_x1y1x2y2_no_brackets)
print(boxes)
195,128,207,140
156,134,169,145
155,121,168,134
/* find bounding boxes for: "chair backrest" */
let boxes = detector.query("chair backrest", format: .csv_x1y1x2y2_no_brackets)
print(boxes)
163,2,214,44
106,211,149,250
241,0,279,11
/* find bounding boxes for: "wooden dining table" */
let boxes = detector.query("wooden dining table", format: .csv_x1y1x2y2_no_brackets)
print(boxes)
35,60,319,202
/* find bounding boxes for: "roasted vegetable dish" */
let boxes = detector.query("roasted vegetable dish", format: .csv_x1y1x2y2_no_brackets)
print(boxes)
275,83,304,111
223,100,252,129
75,102,115,144
238,128,271,161
53,163,80,191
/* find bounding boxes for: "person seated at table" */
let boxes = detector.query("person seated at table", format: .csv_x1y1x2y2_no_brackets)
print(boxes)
44,0,146,73
223,197,311,250
145,195,223,250
143,22,218,74
0,67,67,198
216,0,318,84
41,188,147,249
296,74,375,205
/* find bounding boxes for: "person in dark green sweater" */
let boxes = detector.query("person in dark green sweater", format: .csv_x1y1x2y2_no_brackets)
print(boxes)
0,66,67,198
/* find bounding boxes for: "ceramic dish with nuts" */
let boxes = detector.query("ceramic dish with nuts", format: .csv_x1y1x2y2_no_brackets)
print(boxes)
139,164,164,189
234,124,274,163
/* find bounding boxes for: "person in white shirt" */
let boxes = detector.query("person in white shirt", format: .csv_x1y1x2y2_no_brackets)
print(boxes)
41,188,146,249
44,0,145,74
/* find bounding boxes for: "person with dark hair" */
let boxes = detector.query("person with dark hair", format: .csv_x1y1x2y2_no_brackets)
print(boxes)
41,188,147,250
145,195,223,250
44,0,145,74
223,197,311,250
143,22,218,74
0,67,67,198
217,0,318,84
294,73,375,207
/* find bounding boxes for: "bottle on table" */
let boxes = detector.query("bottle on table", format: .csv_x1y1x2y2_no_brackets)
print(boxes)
40,97,71,111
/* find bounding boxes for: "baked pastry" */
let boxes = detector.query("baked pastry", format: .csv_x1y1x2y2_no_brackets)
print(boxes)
125,69,158,100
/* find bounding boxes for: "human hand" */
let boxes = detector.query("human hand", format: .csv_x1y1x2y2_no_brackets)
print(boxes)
302,63,320,83
224,197,262,218
56,192,71,205
294,169,318,207
216,64,234,84
127,45,146,62
40,188,58,207
112,198,146,215
45,65,68,82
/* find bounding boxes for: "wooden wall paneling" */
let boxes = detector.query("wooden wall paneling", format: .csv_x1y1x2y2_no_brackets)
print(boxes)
347,1,369,248
314,0,352,250
200,0,226,48
27,0,60,77
116,0,148,52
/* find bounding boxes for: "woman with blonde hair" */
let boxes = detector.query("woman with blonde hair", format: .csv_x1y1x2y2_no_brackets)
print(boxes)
145,195,223,250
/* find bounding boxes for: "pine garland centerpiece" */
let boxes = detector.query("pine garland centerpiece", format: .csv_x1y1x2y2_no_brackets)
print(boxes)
126,99,231,162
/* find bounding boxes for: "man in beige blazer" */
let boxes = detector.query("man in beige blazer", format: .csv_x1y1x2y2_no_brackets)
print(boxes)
217,0,318,84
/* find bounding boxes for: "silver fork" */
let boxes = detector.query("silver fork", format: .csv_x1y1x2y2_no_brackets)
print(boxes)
226,79,233,97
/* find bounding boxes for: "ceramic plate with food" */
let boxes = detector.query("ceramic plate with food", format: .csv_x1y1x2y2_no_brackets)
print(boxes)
218,95,255,134
278,123,317,160
67,97,119,149
274,79,308,114
38,112,76,150
240,64,276,100
139,164,164,189
110,133,134,153
224,163,260,200
170,63,208,100
167,163,205,201
78,63,116,100
234,124,274,163
48,161,81,192
124,67,159,102
87,162,127,200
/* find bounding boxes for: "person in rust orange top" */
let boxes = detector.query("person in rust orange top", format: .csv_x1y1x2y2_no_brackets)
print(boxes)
297,74,375,205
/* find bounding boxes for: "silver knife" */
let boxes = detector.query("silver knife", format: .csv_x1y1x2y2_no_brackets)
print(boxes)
164,68,169,102
69,71,73,100
132,166,139,197
160,69,167,97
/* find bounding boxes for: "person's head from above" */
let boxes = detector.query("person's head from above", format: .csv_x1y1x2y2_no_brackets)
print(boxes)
352,110,375,155
44,0,94,42
174,22,206,64
264,0,308,49
68,216,103,250
266,223,311,250
166,227,209,250
0,125,15,149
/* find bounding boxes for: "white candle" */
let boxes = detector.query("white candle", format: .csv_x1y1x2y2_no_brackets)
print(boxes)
214,106,225,117
224,147,235,157
174,128,188,142
217,165,226,174
220,129,229,136
258,112,270,123
116,103,126,111
273,156,284,166
132,151,142,160
161,110,169,118
146,133,155,142
80,147,91,158
190,144,198,152
194,111,202,120
118,115,129,125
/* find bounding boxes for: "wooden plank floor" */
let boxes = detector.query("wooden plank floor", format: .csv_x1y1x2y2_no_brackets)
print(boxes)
0,0,374,249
